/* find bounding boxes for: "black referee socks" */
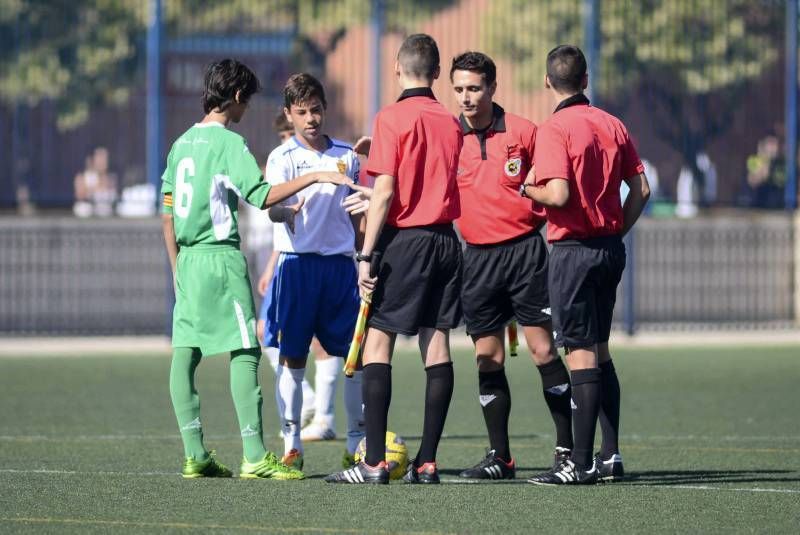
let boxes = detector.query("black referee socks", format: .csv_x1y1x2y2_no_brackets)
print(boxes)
362,363,392,467
569,367,602,470
598,359,621,459
416,362,454,465
478,368,512,462
536,358,574,451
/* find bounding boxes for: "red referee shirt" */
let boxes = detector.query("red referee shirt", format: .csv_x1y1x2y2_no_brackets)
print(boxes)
455,103,545,245
365,87,463,228
534,94,644,242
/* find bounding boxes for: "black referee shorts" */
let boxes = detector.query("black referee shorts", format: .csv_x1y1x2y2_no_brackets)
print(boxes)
368,224,462,336
462,231,551,336
548,235,626,349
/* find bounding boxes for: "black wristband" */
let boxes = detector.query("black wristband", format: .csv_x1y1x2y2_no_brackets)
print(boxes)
356,252,372,263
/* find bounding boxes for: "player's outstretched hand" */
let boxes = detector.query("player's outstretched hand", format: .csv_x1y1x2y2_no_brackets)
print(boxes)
285,196,305,234
358,259,377,300
343,184,373,215
353,136,372,156
317,172,354,186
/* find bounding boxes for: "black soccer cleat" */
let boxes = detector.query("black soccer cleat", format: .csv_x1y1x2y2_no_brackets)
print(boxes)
324,461,389,484
403,458,440,484
458,449,515,480
553,447,572,470
595,453,624,482
527,459,598,486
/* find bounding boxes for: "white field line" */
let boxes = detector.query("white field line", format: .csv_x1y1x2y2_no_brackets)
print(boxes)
0,336,172,357
1,469,796,495
0,468,174,476
438,478,800,494
1,433,799,442
0,516,448,535
1,331,800,357
633,484,800,495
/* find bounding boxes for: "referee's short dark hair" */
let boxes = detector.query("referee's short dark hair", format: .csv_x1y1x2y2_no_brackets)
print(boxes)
450,51,496,86
202,59,260,114
398,33,440,81
546,45,587,93
284,73,327,110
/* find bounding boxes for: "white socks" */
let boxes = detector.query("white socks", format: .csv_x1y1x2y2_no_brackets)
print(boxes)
266,347,316,423
266,349,359,454
276,364,305,454
313,357,340,428
344,370,366,455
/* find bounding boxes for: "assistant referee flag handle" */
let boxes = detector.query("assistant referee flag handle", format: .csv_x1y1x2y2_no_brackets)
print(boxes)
343,252,382,377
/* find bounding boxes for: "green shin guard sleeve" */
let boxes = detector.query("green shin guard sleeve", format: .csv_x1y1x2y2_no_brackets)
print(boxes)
169,347,207,460
230,348,266,463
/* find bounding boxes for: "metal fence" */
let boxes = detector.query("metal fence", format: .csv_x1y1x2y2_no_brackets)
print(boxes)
0,215,796,336
624,215,796,329
0,0,797,210
0,218,169,335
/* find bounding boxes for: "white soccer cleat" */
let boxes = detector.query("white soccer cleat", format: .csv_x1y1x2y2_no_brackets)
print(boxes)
300,421,337,442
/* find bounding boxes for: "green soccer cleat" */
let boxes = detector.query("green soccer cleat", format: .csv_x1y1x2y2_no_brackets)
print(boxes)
181,451,233,479
240,451,305,480
342,450,356,469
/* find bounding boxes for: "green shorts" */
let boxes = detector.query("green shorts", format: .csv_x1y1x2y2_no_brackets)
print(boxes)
172,244,259,356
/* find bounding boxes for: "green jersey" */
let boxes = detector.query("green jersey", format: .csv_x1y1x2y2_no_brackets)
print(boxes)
161,122,271,247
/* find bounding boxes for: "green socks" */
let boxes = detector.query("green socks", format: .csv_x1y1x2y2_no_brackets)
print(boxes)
230,348,267,463
170,347,267,464
169,347,207,461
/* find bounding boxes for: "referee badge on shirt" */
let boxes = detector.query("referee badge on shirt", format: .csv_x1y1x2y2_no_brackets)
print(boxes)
336,160,347,174
504,158,522,177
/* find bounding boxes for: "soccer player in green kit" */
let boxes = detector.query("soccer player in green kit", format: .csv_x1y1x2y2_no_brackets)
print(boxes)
161,59,353,479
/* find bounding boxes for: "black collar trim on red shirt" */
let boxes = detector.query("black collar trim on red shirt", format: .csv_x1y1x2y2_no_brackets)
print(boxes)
554,93,590,113
397,87,436,102
459,103,507,161
459,103,507,134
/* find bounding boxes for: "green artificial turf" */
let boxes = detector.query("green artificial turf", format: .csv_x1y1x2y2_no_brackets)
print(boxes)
1,345,798,533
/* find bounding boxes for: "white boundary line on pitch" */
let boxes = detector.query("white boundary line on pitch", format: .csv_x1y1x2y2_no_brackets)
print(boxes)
633,484,800,494
438,479,800,493
1,331,799,357
0,469,175,476
1,469,797,495
2,433,799,442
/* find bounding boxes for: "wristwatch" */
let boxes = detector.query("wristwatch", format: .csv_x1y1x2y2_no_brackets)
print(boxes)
355,252,372,263
519,182,535,198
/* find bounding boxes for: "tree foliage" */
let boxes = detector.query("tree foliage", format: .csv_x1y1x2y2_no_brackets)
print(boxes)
0,0,455,130
0,0,146,130
482,0,782,180
483,0,779,96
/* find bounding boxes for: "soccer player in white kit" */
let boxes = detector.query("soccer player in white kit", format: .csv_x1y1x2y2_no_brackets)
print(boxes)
263,73,368,473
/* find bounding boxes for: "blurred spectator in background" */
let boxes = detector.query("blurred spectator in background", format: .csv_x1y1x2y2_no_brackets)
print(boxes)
73,147,117,218
746,135,784,209
675,151,717,218
697,151,717,206
117,164,156,218
675,164,698,218
273,112,295,144
15,184,35,216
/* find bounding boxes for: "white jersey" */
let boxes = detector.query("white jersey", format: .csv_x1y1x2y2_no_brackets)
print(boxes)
265,136,359,256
